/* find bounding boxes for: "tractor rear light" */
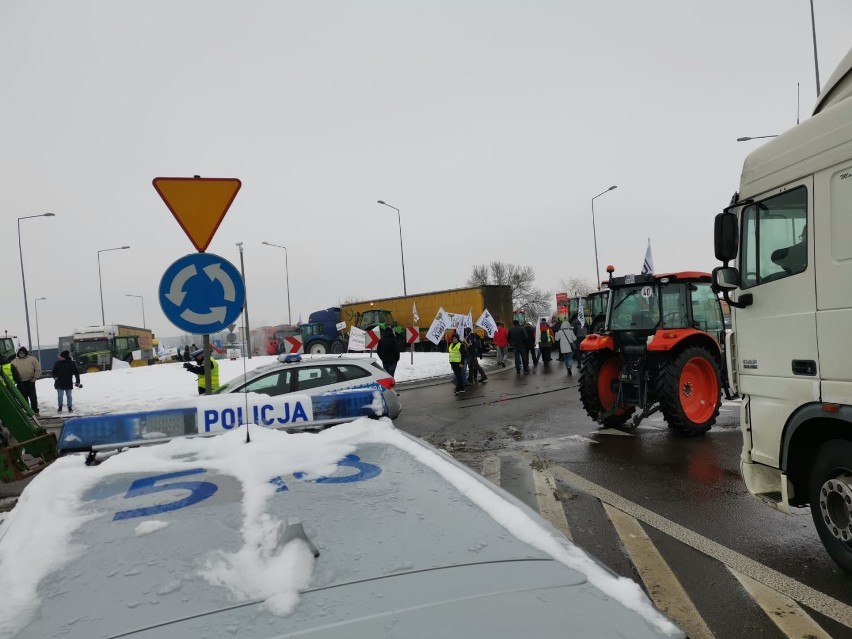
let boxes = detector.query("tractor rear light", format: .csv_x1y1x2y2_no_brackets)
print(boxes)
377,377,396,390
822,403,840,414
661,332,679,339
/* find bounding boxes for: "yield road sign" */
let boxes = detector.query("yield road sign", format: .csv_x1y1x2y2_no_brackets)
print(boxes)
159,253,245,334
365,328,380,350
282,335,303,354
406,327,420,344
153,177,241,252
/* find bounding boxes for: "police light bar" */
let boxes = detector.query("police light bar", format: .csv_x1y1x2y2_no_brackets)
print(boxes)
58,389,388,453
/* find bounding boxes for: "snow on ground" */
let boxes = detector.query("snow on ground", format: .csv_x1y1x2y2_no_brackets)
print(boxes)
33,352,457,417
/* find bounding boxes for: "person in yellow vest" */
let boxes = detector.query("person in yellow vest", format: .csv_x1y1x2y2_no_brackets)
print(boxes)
1,361,12,384
183,349,219,395
448,333,468,395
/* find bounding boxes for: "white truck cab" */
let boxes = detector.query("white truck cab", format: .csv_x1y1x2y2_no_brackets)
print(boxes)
713,47,852,573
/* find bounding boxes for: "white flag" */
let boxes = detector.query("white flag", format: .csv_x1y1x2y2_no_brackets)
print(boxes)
412,302,419,323
641,239,654,275
475,308,497,338
466,309,474,334
577,302,585,327
426,307,451,345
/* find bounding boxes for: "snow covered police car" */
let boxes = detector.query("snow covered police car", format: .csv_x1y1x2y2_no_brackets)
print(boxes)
215,355,402,419
0,419,682,638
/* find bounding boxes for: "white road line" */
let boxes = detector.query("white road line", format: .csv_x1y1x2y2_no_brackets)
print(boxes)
729,569,832,639
533,469,573,541
603,503,714,639
480,454,501,486
547,464,852,630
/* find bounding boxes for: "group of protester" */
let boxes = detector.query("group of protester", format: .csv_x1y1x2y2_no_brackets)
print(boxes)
459,315,587,386
2,347,82,414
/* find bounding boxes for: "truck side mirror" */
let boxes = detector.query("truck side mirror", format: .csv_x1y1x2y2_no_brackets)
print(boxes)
714,212,738,262
712,266,739,290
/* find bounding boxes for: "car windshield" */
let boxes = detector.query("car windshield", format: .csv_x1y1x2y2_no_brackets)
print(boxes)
608,286,660,330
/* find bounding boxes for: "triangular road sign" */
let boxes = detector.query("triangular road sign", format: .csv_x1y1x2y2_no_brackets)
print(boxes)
153,177,241,252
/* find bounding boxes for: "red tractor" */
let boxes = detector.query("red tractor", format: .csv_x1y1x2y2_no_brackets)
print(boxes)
579,271,728,436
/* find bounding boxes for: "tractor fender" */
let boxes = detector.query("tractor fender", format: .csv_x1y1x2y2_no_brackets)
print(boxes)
649,330,722,365
579,334,614,352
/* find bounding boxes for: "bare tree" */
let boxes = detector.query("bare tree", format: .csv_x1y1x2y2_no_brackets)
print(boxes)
559,277,595,298
467,261,551,319
338,295,363,305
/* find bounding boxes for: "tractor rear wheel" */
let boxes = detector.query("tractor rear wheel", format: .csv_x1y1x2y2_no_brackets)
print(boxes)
657,346,721,436
309,342,328,355
579,352,634,427
331,340,344,355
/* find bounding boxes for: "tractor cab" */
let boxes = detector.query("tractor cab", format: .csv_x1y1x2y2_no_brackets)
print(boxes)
579,272,727,435
586,289,610,334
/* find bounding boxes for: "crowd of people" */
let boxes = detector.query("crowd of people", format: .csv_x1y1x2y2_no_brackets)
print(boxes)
447,315,586,394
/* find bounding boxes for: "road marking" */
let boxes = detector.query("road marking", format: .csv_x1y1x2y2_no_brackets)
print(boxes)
546,464,852,630
533,469,573,541
603,503,714,639
729,569,832,639
480,454,501,486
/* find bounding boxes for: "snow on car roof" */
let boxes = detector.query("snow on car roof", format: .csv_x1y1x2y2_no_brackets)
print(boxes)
0,420,679,638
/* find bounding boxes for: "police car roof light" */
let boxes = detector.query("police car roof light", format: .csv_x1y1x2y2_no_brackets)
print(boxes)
279,354,302,364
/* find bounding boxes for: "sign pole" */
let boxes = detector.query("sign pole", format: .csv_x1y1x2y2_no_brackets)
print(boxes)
203,334,211,391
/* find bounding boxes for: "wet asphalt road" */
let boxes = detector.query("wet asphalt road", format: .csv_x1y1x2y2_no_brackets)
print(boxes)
393,358,852,638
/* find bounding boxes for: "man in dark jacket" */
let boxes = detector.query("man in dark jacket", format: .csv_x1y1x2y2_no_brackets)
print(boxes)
376,329,401,377
464,328,487,384
524,321,539,367
52,350,81,412
507,320,529,374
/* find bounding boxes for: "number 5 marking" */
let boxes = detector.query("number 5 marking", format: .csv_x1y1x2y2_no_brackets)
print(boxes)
113,468,217,521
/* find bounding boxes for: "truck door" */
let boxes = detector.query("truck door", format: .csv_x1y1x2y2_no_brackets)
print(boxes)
734,180,817,468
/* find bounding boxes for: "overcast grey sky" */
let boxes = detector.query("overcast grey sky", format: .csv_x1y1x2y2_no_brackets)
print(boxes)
2,0,851,347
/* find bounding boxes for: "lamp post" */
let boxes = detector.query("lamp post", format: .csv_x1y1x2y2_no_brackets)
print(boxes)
34,297,46,368
736,135,779,142
377,200,407,295
98,246,130,325
235,242,252,359
591,186,617,290
125,294,146,328
261,242,292,325
17,213,55,350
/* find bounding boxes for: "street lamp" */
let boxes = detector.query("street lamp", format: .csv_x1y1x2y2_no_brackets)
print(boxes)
125,294,146,328
235,242,252,359
98,246,130,325
591,186,617,290
34,297,46,368
377,200,407,295
261,242,292,325
736,135,779,142
17,213,55,350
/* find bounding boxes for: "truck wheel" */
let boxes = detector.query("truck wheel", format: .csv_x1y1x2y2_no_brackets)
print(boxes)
331,341,344,355
579,352,633,427
657,346,720,436
809,440,852,574
308,342,328,355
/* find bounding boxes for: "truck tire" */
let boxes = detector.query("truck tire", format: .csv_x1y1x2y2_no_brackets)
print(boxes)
809,440,852,574
579,352,633,427
331,340,344,355
657,345,720,436
308,342,328,355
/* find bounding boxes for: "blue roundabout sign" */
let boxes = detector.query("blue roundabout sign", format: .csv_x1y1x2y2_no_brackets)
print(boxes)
159,253,245,334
